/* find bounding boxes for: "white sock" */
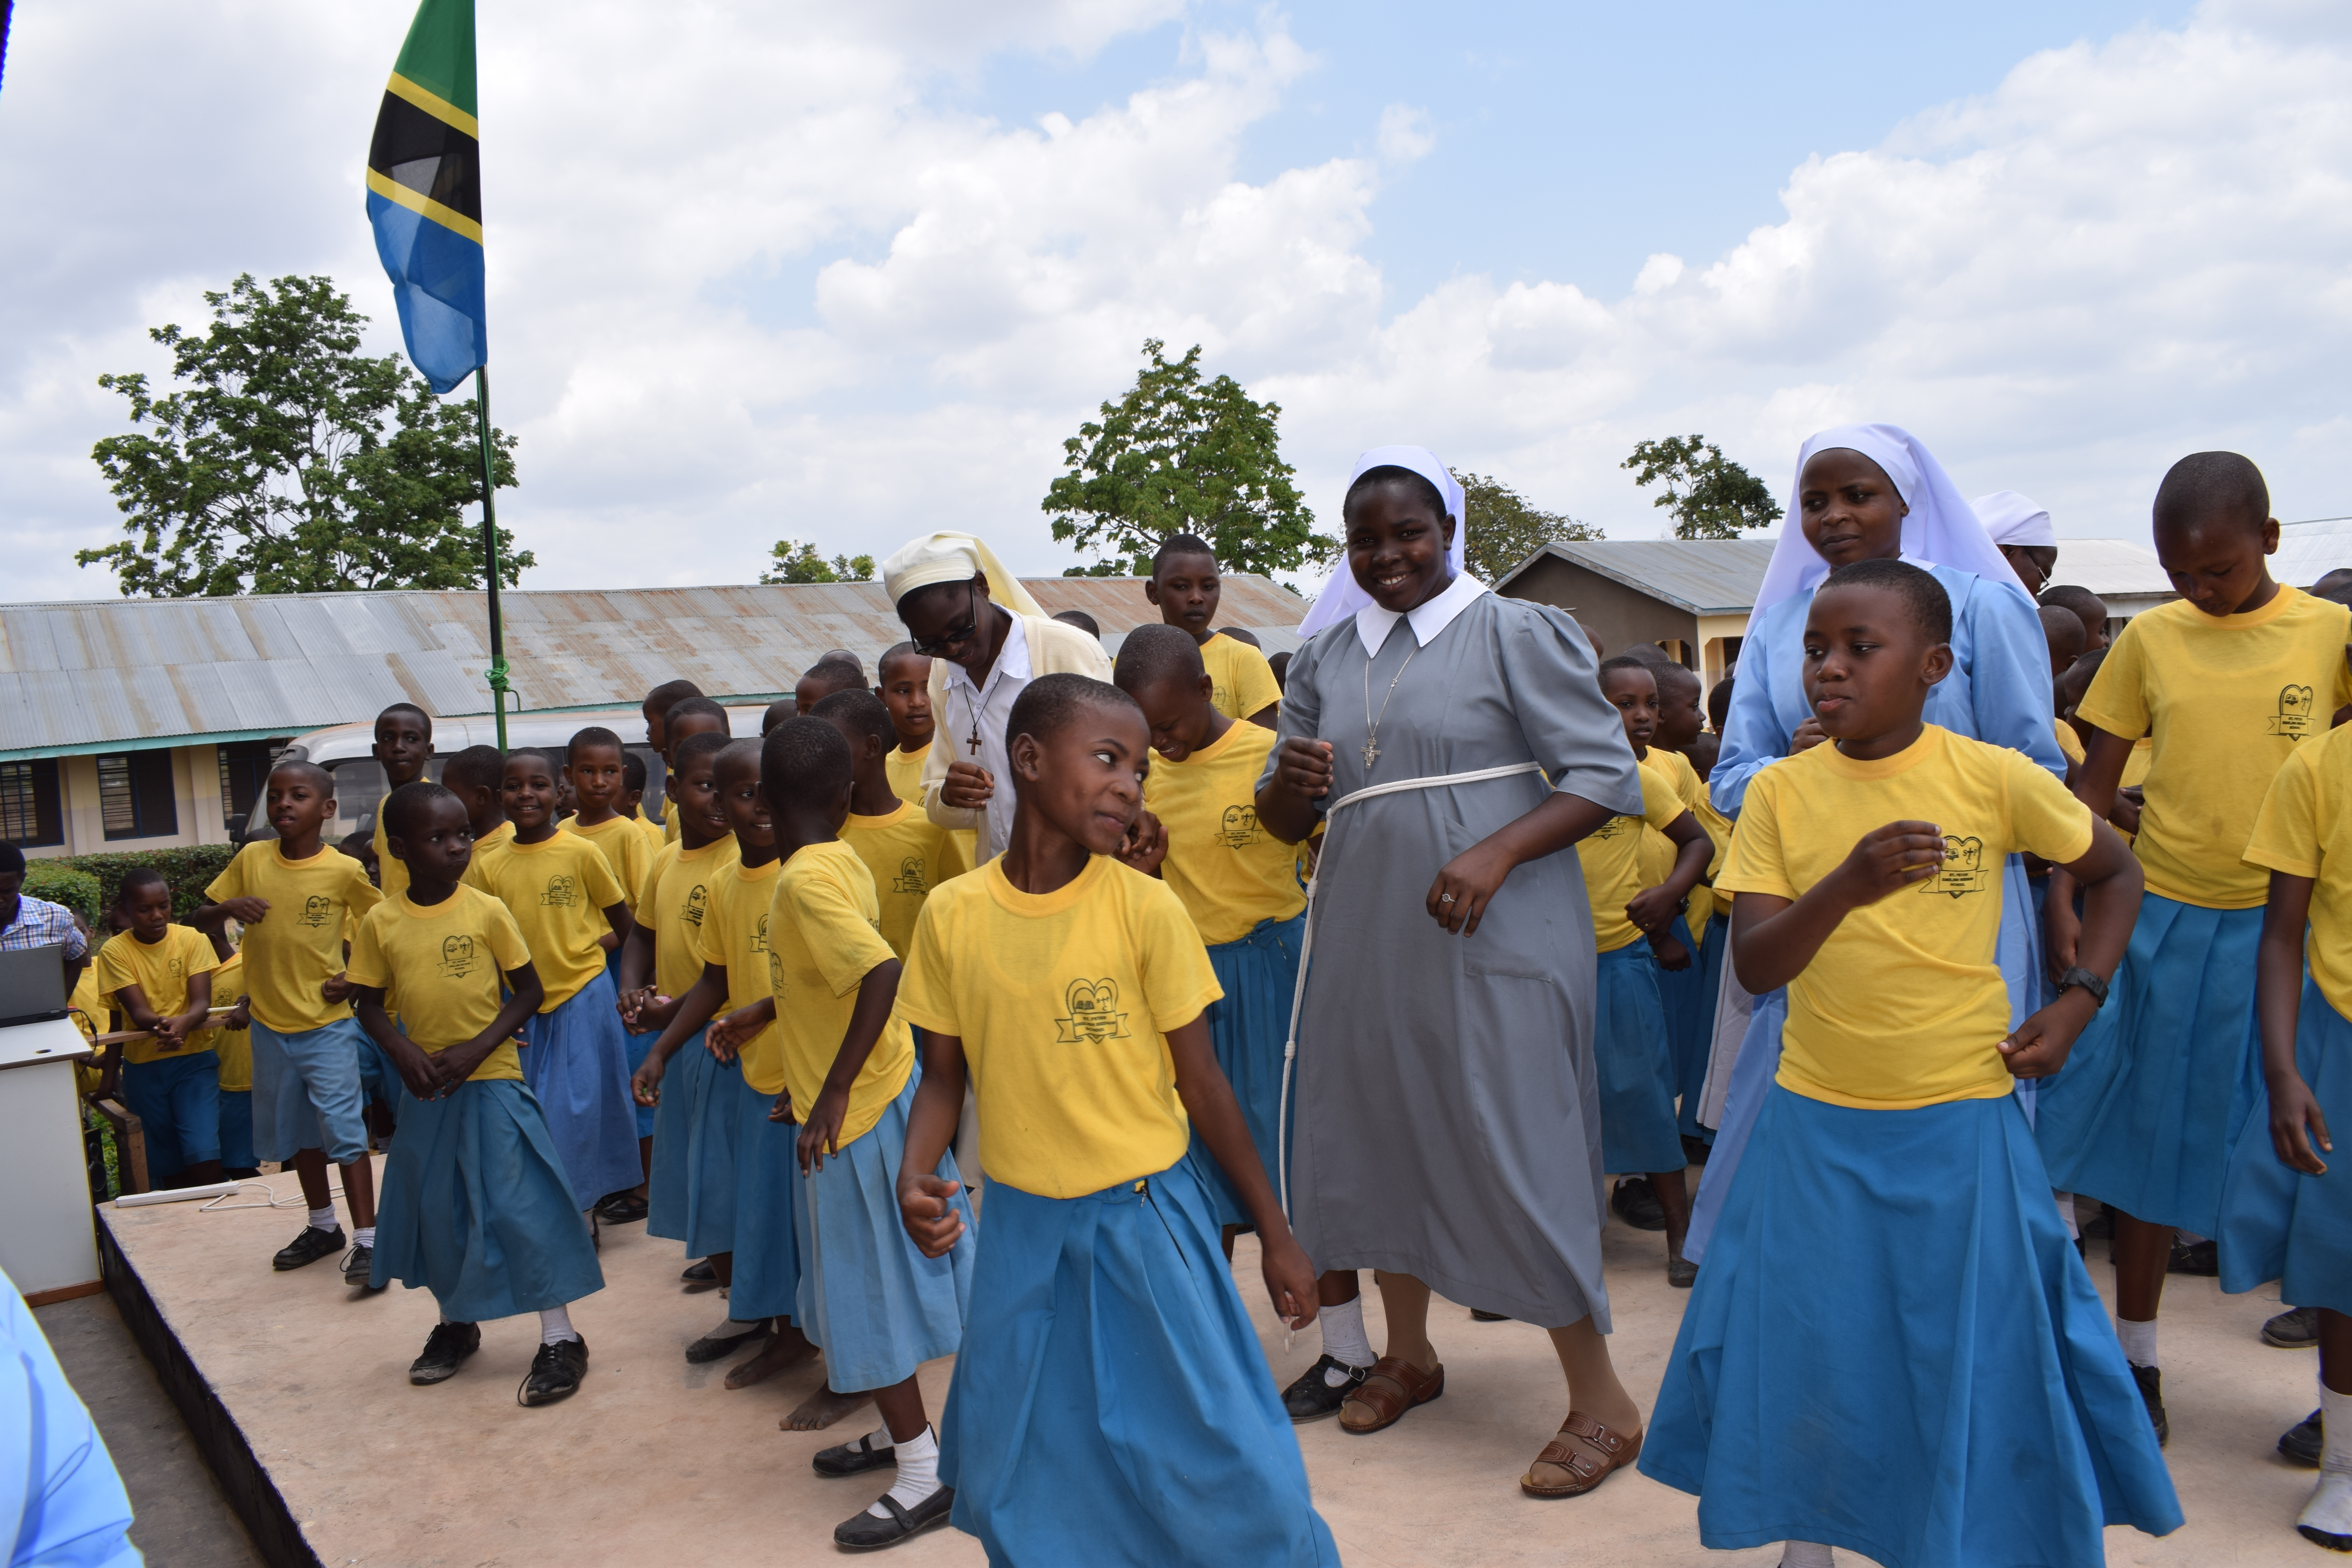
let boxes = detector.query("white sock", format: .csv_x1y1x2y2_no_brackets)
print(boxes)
2116,1315,2157,1368
1320,1295,1375,1381
308,1205,338,1232
1780,1544,1835,1568
539,1305,580,1345
856,1423,894,1454
2324,1384,2352,1475
353,1226,375,1249
708,1314,766,1341
869,1426,939,1517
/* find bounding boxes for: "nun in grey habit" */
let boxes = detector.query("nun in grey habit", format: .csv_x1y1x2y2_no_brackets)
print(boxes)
1255,446,1652,1500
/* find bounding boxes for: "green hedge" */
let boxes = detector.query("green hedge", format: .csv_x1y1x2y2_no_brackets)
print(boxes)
27,845,239,923
21,863,100,923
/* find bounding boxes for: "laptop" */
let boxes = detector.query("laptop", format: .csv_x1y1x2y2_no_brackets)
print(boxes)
0,944,71,1029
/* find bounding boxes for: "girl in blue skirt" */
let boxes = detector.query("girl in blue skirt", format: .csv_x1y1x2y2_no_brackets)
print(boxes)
895,673,1335,1568
1644,559,2178,1568
350,783,603,1406
2038,452,2352,1442
2221,716,2352,1548
1648,660,1730,1152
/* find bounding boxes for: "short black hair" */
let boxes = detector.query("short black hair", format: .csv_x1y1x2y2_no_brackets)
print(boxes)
1595,653,1657,680
381,780,459,842
1342,463,1451,524
375,702,432,737
2038,605,2087,662
2040,584,2106,622
1706,675,1733,731
799,659,867,702
1220,626,1261,648
622,751,648,792
567,725,624,761
1111,623,1207,695
673,730,733,775
643,677,704,714
811,689,895,754
714,736,762,782
760,717,852,816
1652,661,1700,697
1818,557,1953,645
267,758,334,794
503,746,558,777
877,641,925,678
1006,673,1140,761
439,744,505,792
2311,568,2352,607
113,866,168,908
1051,609,1102,639
761,698,796,734
664,695,730,732
1267,651,1291,690
0,844,24,876
1151,534,1217,575
2153,451,2269,537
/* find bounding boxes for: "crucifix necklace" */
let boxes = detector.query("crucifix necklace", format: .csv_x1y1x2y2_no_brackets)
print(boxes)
962,686,982,756
1361,641,1421,769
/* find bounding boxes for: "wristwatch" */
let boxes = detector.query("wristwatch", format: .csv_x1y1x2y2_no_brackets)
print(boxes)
2054,967,2110,1009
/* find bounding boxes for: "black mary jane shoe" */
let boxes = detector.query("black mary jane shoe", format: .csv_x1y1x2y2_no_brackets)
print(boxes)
595,1191,649,1224
834,1487,954,1551
2131,1363,2169,1448
814,1432,898,1478
519,1336,589,1406
273,1224,346,1271
2167,1238,2218,1277
685,1320,768,1363
2284,1408,2325,1468
1281,1354,1369,1423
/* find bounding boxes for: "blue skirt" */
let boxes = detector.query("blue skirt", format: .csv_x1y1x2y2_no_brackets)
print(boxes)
730,1075,802,1323
1661,913,1719,1143
624,1028,657,1140
939,1158,1338,1568
369,1076,605,1321
2034,894,2263,1235
2220,975,2352,1312
520,970,645,1208
218,1088,255,1171
1189,913,1304,1226
1595,943,1682,1174
356,1033,402,1133
795,1074,975,1394
121,1050,221,1178
648,1029,735,1251
1642,1085,2181,1568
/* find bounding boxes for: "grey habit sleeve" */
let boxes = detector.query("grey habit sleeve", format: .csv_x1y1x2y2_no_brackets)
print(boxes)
1495,602,1645,819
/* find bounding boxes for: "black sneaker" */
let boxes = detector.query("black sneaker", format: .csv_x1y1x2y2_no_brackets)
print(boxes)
2268,1306,2322,1348
1281,1354,1368,1423
2131,1363,2169,1447
519,1336,589,1406
409,1321,481,1385
813,1431,898,1478
833,1486,953,1550
273,1224,345,1271
2167,1238,2218,1276
595,1191,648,1223
341,1243,381,1289
1611,1178,1666,1232
2283,1408,2325,1467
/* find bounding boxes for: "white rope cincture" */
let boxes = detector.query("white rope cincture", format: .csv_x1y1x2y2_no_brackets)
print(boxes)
1276,760,1547,1217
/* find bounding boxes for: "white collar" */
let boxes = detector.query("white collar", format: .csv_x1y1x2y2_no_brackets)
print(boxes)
1355,571,1488,657
944,610,1031,695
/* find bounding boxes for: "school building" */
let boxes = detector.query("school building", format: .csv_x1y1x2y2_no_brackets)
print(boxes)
0,576,1310,859
1495,535,2182,692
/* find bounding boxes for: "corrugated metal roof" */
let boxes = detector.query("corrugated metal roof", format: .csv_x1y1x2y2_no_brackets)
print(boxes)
2276,520,2352,588
0,575,1310,758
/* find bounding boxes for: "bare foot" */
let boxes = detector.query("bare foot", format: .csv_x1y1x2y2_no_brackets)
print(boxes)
780,1386,871,1432
724,1326,817,1390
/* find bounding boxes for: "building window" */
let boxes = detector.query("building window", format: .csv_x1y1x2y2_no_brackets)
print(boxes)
96,751,178,841
217,740,286,827
0,760,64,847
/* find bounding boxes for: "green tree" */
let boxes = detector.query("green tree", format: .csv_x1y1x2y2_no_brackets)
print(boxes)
1043,339,1332,578
1452,470,1603,583
79,274,527,596
761,540,875,584
1621,434,1782,539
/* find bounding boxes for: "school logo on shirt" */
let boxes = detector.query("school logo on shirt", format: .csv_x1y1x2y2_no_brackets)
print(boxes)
752,913,770,953
439,935,479,979
893,857,929,896
1213,681,1234,712
1590,816,1632,840
1055,978,1131,1044
683,884,708,927
1920,835,1991,899
768,949,785,997
541,874,581,908
1219,806,1264,848
2271,684,2318,740
299,895,333,927
166,957,185,977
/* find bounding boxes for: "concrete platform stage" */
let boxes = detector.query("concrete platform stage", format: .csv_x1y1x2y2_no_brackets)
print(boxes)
98,1161,2336,1566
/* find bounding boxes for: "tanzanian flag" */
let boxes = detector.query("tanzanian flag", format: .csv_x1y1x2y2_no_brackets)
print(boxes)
366,0,486,394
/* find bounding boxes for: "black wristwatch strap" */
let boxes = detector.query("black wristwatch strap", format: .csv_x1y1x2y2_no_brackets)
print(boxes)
2055,967,2109,1009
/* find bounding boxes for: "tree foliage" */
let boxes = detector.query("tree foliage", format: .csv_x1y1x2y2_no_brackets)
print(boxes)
79,273,528,597
1452,470,1603,583
1621,434,1781,539
761,539,875,584
1043,339,1332,578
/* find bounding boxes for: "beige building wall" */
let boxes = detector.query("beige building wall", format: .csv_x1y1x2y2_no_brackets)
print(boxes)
26,744,226,860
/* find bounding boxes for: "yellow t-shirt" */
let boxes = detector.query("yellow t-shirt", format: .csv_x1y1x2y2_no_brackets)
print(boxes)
897,855,1223,1199
1639,746,1728,932
696,856,785,1092
640,836,740,1001
466,818,517,886
634,813,666,858
567,814,655,916
768,841,913,1148
93,925,220,1066
462,831,625,1011
2078,587,2352,909
1582,766,1691,954
886,742,979,870
346,886,532,1081
2053,717,2086,768
2244,721,2352,1020
1142,720,1306,946
664,795,681,845
841,803,968,959
372,811,410,902
1716,725,2096,1110
2122,736,2152,791
204,843,382,1034
1200,632,1282,723
189,952,250,1089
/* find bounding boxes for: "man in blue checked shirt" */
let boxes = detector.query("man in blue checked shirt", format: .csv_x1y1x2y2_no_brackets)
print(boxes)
0,846,89,996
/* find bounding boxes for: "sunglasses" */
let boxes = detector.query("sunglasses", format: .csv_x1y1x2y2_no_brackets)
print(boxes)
909,581,981,658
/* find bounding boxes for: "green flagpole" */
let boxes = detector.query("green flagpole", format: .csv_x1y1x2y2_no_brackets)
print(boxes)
475,365,511,749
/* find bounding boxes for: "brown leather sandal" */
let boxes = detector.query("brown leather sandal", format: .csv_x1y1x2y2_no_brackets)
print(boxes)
1337,1356,1445,1435
1520,1411,1642,1497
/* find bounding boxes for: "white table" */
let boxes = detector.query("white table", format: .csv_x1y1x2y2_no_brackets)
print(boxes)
0,1016,98,1303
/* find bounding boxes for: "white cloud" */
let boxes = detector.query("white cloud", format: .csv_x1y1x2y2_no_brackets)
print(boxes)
4,0,2350,611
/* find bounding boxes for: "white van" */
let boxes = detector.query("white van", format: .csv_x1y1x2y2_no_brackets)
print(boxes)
251,704,772,845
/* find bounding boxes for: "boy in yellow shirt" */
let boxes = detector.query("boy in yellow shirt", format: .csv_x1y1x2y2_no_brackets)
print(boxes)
1643,557,2175,1567
185,933,256,1177
94,868,221,1189
640,677,706,839
756,719,974,1550
809,690,966,958
1143,534,1281,726
196,760,384,1280
368,703,433,902
655,695,732,844
348,780,602,1405
894,672,1332,1565
438,746,514,867
879,643,980,872
463,748,642,1223
2038,452,2352,1441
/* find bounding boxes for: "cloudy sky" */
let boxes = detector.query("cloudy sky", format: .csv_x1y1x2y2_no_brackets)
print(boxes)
4,0,2348,602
